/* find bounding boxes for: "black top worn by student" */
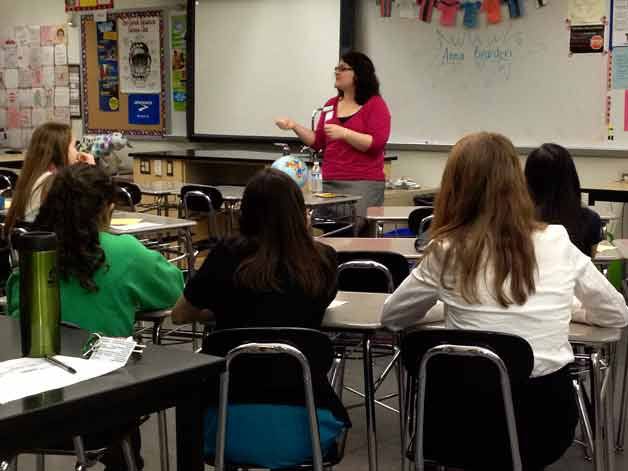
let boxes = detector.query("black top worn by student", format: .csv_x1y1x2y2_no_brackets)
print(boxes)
574,206,603,257
184,238,338,329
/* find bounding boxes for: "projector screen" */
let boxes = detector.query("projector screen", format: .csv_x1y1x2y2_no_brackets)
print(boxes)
190,0,350,140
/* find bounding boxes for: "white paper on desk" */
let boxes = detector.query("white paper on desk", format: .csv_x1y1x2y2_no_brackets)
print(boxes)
328,300,347,309
110,222,162,231
0,355,123,405
596,242,616,252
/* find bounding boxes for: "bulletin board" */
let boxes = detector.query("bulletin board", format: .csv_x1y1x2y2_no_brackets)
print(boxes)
81,10,166,136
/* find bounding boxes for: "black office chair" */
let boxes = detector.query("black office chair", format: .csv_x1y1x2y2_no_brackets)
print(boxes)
203,328,350,471
336,251,410,293
114,182,142,212
407,207,433,236
401,328,575,471
0,170,18,193
180,184,225,254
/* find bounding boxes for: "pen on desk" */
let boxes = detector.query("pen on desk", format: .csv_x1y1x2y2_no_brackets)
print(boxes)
45,356,77,374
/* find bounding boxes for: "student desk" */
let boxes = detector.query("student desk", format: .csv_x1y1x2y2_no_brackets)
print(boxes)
318,237,421,261
583,182,628,205
366,206,422,237
109,211,197,277
324,291,623,471
0,153,24,169
0,316,224,471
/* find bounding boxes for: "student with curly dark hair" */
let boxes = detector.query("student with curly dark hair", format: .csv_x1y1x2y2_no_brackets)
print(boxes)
7,163,184,337
276,51,391,226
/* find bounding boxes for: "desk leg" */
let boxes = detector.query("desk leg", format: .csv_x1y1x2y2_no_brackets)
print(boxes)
616,336,628,452
606,345,616,471
176,392,205,471
591,351,607,471
363,336,379,471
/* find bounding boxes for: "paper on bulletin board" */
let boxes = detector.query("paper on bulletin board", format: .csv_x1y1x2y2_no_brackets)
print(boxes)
624,90,628,131
568,0,606,25
40,25,67,47
170,14,186,112
97,20,120,112
614,0,628,46
118,13,161,94
613,47,628,88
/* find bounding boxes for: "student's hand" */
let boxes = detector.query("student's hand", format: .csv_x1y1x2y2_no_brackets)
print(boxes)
78,152,96,165
275,118,296,130
324,124,347,140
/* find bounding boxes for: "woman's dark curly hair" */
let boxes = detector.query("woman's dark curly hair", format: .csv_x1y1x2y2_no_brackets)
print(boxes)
34,163,115,292
338,51,381,105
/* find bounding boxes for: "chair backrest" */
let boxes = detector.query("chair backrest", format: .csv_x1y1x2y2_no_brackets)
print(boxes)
0,170,18,192
181,185,224,214
408,207,433,235
336,251,410,293
418,214,433,236
401,328,533,470
203,327,335,405
114,181,142,210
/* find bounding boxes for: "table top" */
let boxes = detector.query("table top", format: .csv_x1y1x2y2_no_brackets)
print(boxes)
129,149,398,163
135,182,361,206
366,206,420,222
0,153,24,163
323,291,622,344
318,237,421,260
0,317,223,445
108,210,196,235
582,181,628,193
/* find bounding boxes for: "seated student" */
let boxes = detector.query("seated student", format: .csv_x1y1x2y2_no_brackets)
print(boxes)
382,132,628,470
8,163,184,336
171,168,348,469
525,143,603,258
5,122,95,231
7,164,184,471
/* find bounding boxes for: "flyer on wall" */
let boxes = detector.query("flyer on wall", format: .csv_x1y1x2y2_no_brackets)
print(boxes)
170,14,186,112
118,12,161,94
97,20,119,112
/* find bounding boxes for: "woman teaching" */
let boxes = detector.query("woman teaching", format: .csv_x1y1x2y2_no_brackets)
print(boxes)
275,51,391,229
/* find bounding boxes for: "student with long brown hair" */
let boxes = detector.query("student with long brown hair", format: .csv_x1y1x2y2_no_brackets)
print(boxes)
171,168,347,469
5,122,94,231
382,132,628,469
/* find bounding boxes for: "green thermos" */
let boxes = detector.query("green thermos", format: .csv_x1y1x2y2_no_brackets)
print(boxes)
16,231,60,358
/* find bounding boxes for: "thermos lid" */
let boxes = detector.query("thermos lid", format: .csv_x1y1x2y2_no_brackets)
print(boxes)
14,231,57,251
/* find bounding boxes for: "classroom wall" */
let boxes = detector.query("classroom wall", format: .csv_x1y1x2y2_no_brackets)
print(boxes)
5,0,628,236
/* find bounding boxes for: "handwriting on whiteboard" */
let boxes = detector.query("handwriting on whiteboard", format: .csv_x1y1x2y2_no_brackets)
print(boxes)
436,27,529,80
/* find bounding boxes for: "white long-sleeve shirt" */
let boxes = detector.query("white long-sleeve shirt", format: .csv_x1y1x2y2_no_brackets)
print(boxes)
382,225,628,377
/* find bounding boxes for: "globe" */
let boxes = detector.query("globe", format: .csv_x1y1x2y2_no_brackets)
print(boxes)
271,155,308,188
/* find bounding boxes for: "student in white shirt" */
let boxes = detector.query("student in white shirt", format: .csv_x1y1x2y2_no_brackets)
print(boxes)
5,122,94,231
382,132,628,470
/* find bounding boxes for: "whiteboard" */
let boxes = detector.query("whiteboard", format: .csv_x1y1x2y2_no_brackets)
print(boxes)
193,0,342,139
356,0,614,148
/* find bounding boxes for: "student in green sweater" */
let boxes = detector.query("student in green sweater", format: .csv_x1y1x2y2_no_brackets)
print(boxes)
7,163,183,471
7,163,184,337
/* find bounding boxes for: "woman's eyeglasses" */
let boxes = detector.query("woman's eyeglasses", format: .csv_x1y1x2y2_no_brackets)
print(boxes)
334,66,353,73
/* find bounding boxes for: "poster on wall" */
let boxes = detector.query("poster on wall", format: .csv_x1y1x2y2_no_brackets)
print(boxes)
118,12,162,94
569,25,605,54
96,20,119,112
614,0,628,47
170,14,186,112
65,0,114,12
567,0,606,25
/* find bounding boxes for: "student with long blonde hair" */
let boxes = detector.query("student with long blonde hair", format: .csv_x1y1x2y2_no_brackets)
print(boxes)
382,132,628,469
5,122,94,231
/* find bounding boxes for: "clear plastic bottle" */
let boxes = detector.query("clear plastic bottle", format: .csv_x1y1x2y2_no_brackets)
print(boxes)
310,161,323,193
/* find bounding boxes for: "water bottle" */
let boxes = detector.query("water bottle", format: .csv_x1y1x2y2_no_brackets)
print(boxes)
16,231,60,358
310,161,323,193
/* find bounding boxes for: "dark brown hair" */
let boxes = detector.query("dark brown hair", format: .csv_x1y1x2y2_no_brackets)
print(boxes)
236,168,336,298
6,122,71,231
426,132,542,307
34,163,115,292
338,51,381,105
